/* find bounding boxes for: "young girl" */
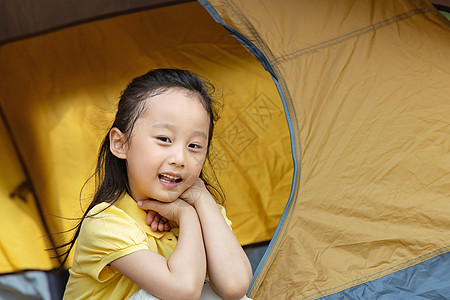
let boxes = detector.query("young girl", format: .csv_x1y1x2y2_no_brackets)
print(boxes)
61,69,253,299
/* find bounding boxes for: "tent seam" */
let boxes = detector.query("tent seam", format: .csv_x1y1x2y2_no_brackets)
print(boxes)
270,8,426,65
226,0,276,62
212,2,304,296
304,245,450,300
413,0,450,27
0,105,61,266
0,1,196,46
248,65,302,297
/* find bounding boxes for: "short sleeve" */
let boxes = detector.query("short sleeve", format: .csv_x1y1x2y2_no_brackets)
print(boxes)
73,204,149,282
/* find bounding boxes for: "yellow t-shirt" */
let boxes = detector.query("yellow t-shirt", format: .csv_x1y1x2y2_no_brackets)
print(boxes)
63,194,231,300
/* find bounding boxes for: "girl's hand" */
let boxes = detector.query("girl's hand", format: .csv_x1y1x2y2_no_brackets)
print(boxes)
179,178,208,207
146,210,177,232
137,198,193,226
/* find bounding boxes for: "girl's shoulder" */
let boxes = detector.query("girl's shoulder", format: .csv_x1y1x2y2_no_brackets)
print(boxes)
88,202,119,217
77,201,148,252
82,196,148,235
87,200,133,219
82,201,138,232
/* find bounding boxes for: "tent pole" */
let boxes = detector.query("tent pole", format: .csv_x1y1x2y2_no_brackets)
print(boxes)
0,105,62,266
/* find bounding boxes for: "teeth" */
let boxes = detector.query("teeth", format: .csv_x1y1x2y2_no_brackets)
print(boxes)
160,173,181,181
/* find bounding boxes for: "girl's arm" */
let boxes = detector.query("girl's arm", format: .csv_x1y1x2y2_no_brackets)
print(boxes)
182,179,253,300
111,199,206,300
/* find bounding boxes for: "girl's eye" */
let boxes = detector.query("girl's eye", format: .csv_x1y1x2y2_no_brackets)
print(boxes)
157,136,171,143
189,143,202,150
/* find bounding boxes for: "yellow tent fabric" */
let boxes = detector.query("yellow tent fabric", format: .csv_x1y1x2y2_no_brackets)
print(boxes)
2,0,449,298
0,1,292,272
203,0,450,298
0,115,57,272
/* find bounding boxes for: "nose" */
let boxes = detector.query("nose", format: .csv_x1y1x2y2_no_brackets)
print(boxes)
168,145,186,168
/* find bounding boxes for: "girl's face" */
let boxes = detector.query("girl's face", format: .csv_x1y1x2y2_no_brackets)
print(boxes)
113,88,210,203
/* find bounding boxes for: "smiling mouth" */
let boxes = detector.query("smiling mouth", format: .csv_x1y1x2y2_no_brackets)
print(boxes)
159,173,182,183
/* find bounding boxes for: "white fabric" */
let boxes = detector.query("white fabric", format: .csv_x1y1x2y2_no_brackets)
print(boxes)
128,282,251,299
0,271,52,300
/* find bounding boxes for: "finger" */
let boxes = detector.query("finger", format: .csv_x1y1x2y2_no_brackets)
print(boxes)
153,214,160,225
158,215,169,231
138,200,165,211
151,220,159,232
146,210,157,225
167,220,177,230
150,213,160,231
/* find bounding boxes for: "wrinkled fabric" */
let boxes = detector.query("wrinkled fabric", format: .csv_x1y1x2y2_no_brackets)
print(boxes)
200,0,450,299
321,250,450,299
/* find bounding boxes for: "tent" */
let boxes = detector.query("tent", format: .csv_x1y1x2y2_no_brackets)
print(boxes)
0,1,291,298
0,0,449,299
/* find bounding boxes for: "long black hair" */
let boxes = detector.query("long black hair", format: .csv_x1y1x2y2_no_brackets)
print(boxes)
57,68,223,268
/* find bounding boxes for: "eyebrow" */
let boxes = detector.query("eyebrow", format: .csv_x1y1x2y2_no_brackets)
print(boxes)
193,130,208,140
152,122,208,139
152,122,175,130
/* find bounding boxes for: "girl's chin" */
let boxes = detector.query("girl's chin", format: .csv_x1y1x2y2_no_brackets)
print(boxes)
151,192,182,202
